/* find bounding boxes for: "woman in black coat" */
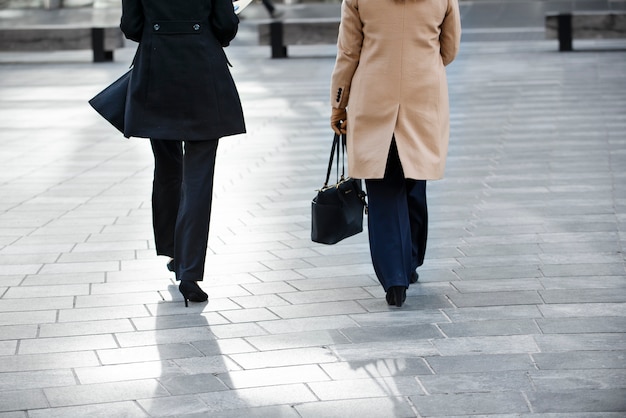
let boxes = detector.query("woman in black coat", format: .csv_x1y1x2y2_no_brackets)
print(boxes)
120,0,246,306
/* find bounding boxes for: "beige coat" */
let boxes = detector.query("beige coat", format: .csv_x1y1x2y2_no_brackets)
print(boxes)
330,0,461,180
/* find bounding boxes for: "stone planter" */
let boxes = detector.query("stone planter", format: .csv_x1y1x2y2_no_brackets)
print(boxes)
63,0,94,7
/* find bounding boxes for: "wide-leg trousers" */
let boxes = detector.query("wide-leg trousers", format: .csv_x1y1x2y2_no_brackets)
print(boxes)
150,139,219,282
364,140,428,291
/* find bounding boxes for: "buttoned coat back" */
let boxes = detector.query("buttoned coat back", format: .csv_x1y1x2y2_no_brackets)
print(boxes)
120,0,246,140
330,0,461,180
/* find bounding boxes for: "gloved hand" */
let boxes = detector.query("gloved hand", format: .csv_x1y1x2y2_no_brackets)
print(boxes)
330,107,347,135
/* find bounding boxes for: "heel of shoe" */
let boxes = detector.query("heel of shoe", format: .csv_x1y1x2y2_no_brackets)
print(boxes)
386,289,396,305
386,286,407,307
392,286,406,307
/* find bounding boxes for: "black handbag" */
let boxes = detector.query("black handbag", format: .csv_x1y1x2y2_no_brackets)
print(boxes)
88,69,131,137
311,133,367,245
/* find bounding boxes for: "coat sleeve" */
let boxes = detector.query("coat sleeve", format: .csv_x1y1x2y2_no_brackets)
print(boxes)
210,0,239,47
330,0,363,109
120,0,144,43
440,0,461,66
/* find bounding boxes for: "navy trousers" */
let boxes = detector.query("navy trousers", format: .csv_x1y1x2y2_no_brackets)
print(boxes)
365,140,428,291
150,139,219,282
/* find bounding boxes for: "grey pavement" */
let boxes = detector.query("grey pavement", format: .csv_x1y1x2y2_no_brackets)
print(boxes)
1,2,626,417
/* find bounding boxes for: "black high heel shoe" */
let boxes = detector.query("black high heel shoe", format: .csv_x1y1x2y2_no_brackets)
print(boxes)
410,271,419,284
179,281,208,307
167,259,175,272
386,286,406,307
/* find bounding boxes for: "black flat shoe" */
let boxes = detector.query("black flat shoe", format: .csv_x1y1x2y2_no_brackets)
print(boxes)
179,281,208,307
410,271,419,284
167,259,175,272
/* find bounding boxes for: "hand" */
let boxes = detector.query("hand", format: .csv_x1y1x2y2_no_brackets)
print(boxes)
330,107,347,135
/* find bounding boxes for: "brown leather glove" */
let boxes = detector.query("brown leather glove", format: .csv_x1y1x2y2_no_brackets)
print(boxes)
330,107,347,135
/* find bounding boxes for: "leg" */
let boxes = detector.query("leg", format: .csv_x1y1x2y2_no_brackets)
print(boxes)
150,139,183,258
364,140,412,292
174,139,219,283
406,179,428,272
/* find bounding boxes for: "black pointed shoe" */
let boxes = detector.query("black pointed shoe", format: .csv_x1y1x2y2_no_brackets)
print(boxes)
179,281,208,307
410,271,419,284
167,259,175,272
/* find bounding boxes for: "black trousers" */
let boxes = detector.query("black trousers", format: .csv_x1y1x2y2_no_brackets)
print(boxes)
150,139,219,282
365,140,428,291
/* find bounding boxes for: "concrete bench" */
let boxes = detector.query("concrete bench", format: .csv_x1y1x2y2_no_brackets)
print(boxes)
0,8,124,62
258,18,340,58
545,11,626,51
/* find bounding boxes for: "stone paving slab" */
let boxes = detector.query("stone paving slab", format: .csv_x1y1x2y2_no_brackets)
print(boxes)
0,11,625,418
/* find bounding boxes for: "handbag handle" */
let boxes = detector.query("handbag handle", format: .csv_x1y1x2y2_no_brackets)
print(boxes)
323,133,347,188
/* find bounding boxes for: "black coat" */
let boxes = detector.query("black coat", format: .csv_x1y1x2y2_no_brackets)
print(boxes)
120,0,246,140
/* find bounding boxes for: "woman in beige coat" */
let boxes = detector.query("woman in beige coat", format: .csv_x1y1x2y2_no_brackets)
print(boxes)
330,0,461,306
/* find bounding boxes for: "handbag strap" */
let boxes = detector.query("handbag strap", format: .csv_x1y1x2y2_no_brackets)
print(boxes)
323,133,348,187
339,133,347,180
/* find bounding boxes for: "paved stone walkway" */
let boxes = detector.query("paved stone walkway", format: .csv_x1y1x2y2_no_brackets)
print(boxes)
0,8,625,418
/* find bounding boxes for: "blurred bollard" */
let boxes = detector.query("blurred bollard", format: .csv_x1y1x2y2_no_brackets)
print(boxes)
43,0,62,8
557,13,573,51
